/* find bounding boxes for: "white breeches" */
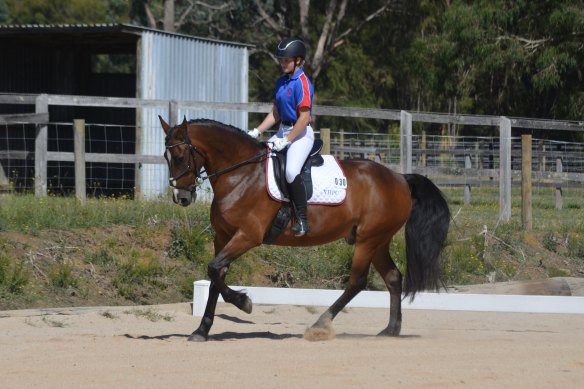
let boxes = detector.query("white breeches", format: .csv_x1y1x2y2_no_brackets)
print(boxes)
269,124,315,183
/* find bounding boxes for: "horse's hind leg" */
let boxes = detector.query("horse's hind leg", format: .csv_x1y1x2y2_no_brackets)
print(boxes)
306,244,373,340
372,242,402,336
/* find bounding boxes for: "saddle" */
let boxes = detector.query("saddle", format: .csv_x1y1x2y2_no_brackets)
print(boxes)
269,138,325,200
263,139,324,244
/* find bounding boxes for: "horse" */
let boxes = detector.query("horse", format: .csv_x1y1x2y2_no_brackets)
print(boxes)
159,116,450,342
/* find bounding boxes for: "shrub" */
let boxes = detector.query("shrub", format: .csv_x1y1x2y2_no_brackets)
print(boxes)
0,253,30,294
568,233,584,261
84,248,115,267
49,263,78,289
543,233,559,252
113,256,165,302
167,221,212,265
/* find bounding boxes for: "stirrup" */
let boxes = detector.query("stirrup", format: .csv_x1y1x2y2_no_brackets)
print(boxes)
292,220,309,237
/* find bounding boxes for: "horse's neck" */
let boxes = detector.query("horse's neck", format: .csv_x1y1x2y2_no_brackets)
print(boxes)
194,126,262,175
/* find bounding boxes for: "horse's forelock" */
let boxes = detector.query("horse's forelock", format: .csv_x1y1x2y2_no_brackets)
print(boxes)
166,124,189,143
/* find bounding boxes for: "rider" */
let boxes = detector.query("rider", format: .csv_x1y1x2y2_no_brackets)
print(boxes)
248,37,315,237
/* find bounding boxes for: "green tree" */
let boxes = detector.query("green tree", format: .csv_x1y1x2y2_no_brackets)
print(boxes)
5,0,582,128
105,0,130,23
7,0,109,24
404,0,584,122
0,0,9,23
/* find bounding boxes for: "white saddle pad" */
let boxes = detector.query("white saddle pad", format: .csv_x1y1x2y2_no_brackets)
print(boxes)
266,154,347,205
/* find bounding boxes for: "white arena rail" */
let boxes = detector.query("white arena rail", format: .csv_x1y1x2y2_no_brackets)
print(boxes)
192,280,584,317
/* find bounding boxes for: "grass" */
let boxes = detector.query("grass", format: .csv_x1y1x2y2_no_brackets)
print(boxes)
100,311,118,319
41,315,67,328
0,194,211,233
0,252,30,294
124,308,173,322
0,188,583,309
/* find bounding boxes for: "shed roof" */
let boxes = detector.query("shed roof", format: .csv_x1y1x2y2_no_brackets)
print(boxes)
0,23,254,49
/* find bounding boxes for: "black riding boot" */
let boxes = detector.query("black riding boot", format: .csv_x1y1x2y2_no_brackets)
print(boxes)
287,175,310,237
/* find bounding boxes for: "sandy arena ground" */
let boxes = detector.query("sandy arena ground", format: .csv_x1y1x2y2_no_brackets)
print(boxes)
1,298,583,388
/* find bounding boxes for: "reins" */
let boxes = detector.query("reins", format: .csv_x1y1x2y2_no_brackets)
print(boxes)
165,125,270,188
201,148,270,181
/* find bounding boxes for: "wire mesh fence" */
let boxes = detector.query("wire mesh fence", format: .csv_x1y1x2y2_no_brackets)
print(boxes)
1,122,138,196
0,122,35,191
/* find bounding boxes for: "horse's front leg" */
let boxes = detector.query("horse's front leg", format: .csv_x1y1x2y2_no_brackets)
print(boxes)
188,231,258,341
188,280,222,342
208,258,253,314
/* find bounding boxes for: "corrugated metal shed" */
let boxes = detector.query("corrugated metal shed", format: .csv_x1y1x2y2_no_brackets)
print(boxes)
137,29,249,199
0,24,251,198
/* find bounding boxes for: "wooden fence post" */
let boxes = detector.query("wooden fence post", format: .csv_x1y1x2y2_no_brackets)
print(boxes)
338,129,344,160
521,134,532,230
169,100,179,126
421,129,427,167
476,141,483,170
0,162,8,191
400,110,412,174
556,157,563,210
464,154,472,205
74,119,86,205
499,117,512,222
135,103,143,200
538,139,546,172
34,94,48,197
321,128,330,155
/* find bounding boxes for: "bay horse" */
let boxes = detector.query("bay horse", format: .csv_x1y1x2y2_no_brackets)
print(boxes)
160,117,450,342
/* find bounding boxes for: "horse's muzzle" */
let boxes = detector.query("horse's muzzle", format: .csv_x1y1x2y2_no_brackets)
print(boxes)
173,188,197,207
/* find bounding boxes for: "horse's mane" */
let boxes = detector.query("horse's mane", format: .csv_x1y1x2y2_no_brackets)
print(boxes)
185,119,261,145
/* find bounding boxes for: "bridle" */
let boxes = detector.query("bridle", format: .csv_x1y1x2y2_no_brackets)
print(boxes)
164,130,204,189
164,127,269,190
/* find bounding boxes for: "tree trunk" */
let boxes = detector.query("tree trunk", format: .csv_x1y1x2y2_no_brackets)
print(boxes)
163,0,175,32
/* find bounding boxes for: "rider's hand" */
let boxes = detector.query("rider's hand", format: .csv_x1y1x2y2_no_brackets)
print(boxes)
247,128,260,138
271,137,291,151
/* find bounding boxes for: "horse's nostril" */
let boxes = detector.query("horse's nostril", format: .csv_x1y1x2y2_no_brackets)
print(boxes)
180,198,190,206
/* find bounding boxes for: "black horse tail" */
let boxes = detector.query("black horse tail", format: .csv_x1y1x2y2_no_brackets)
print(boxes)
403,174,450,300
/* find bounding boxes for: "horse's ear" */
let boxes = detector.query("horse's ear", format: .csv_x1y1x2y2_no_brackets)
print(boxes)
159,115,171,135
179,116,189,132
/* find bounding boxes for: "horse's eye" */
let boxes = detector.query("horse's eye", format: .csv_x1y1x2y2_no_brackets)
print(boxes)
177,155,185,164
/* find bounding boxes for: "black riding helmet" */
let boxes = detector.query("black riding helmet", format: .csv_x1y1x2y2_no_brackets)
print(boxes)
275,38,306,59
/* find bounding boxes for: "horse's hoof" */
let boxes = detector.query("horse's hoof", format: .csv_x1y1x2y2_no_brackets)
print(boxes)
304,324,336,341
187,332,208,342
240,296,253,314
304,315,335,341
377,326,401,337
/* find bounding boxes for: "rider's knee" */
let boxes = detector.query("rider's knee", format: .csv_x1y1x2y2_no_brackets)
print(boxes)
285,170,299,184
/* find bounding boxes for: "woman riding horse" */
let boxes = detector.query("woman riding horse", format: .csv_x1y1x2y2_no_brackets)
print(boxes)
161,116,450,342
248,37,315,237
